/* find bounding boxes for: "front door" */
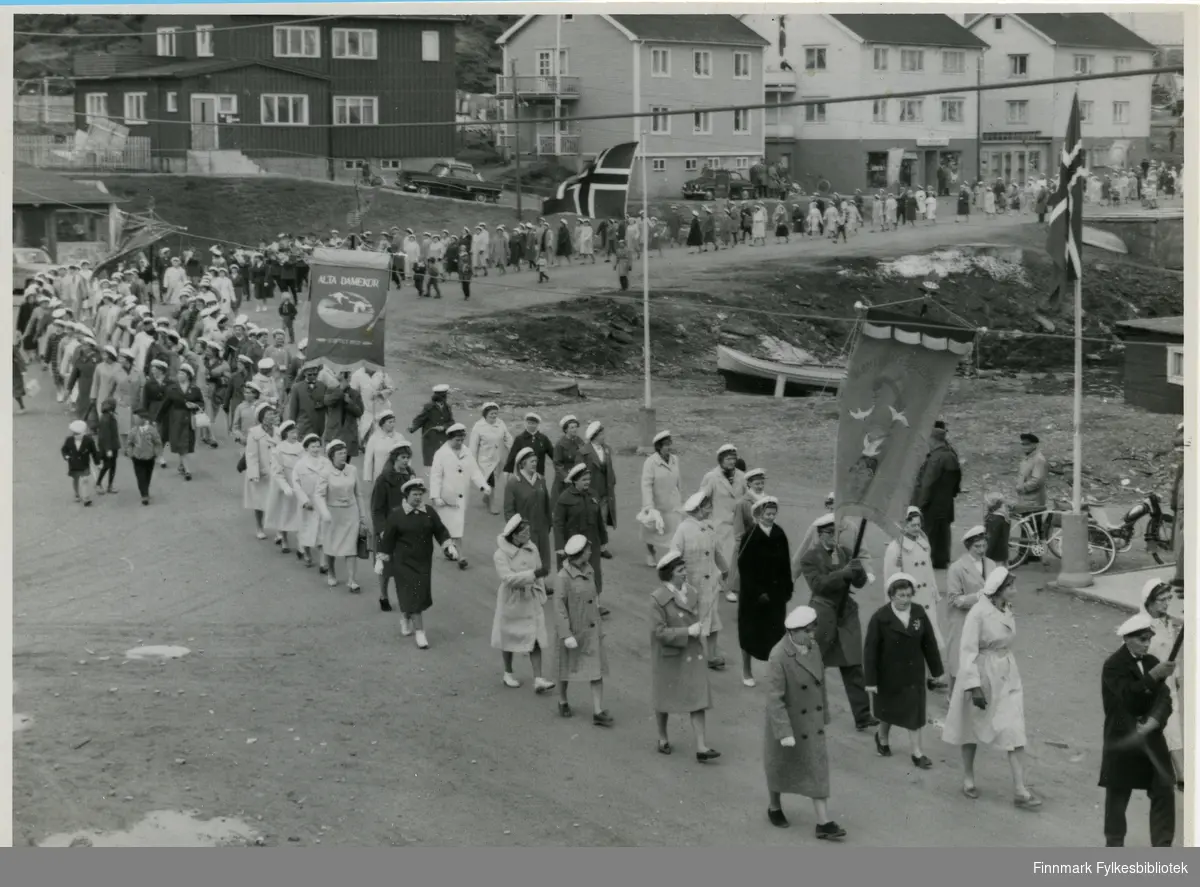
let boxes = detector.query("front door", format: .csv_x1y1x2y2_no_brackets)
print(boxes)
190,96,218,150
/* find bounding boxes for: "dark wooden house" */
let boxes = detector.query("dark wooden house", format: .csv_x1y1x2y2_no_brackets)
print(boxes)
1114,316,1186,415
72,15,461,179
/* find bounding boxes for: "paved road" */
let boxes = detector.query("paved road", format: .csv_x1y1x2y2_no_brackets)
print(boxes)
12,209,1174,847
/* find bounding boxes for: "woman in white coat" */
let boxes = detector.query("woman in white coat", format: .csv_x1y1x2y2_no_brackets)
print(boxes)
943,526,998,680
291,433,332,569
264,419,304,551
671,491,729,671
492,515,555,693
468,402,514,509
243,402,278,540
942,567,1040,808
751,204,768,245
430,423,490,570
350,365,395,448
883,506,946,684
1141,578,1185,787
361,410,405,489
699,443,746,603
638,430,683,568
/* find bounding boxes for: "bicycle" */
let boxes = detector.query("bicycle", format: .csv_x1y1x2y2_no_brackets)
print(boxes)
1007,502,1118,576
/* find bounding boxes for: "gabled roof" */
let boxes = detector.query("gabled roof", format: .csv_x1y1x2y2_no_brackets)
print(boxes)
12,164,122,207
74,58,330,82
830,14,989,49
967,13,1157,52
497,14,768,47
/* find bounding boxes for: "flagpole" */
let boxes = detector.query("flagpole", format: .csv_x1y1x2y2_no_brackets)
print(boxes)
1072,275,1083,515
637,131,655,454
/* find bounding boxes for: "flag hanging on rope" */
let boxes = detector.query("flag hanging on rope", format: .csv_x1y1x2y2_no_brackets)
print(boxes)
1045,93,1085,304
542,142,639,218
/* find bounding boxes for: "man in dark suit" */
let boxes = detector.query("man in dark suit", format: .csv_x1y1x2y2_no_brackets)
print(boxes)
912,421,962,569
1099,612,1177,847
797,514,878,731
502,412,554,477
579,421,617,536
285,365,327,440
408,384,454,468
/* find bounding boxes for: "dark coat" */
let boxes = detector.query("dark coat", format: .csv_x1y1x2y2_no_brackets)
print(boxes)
863,603,944,730
798,544,867,667
578,443,617,529
286,380,328,440
552,485,608,593
503,471,553,573
321,383,364,457
408,398,454,468
163,381,204,455
503,429,554,476
370,463,415,539
686,217,703,247
549,434,583,505
763,634,831,798
66,352,100,422
61,434,100,475
913,440,962,521
649,584,711,714
379,503,451,615
1099,646,1174,791
985,512,1010,565
737,523,793,661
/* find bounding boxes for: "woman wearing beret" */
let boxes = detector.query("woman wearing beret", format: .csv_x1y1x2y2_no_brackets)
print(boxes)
469,402,514,512
699,444,746,604
884,506,946,688
320,439,365,593
162,363,205,481
549,415,584,509
727,467,767,599
503,447,554,574
243,401,278,539
671,491,729,671
552,534,611,724
650,551,718,761
553,462,610,610
943,526,998,680
492,515,555,692
736,495,792,688
263,419,304,552
429,423,490,569
1140,579,1184,790
292,433,332,570
639,430,684,568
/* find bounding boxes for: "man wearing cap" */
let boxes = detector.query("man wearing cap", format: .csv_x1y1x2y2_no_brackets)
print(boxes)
409,384,455,468
503,413,554,477
1014,433,1048,558
797,514,877,731
1099,611,1177,847
285,365,329,440
912,421,963,570
504,446,554,574
579,422,617,535
322,369,365,460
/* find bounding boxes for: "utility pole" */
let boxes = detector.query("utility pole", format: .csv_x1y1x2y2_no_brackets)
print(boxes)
511,59,522,220
41,76,50,125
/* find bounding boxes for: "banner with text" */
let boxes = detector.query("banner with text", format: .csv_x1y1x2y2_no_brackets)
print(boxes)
303,247,391,372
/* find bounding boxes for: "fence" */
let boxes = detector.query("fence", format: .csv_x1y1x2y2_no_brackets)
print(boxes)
14,134,154,172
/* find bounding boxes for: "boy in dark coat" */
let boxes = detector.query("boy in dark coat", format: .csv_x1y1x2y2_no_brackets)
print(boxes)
61,418,101,505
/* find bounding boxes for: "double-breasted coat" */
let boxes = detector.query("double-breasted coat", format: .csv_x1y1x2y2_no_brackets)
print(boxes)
491,535,550,654
763,635,832,799
242,423,276,511
552,486,608,593
797,544,867,667
469,417,514,483
503,470,553,571
863,603,944,730
380,502,452,615
549,434,583,505
650,584,712,714
737,523,793,661
291,455,331,549
727,491,760,593
408,398,454,468
943,553,998,678
321,384,364,459
579,443,617,528
670,516,727,636
286,380,328,441
1098,645,1174,791
883,534,945,651
263,439,304,532
942,597,1027,750
552,562,607,682
639,452,683,549
429,442,489,538
699,467,746,587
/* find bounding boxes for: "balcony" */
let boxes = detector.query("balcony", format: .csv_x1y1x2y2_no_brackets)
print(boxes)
765,122,796,140
495,75,582,99
765,68,797,92
497,131,581,157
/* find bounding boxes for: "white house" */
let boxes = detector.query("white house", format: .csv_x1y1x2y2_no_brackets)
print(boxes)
739,13,987,194
967,13,1157,180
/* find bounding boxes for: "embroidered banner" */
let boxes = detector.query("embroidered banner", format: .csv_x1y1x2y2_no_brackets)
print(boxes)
303,247,391,372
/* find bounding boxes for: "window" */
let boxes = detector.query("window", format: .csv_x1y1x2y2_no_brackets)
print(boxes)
707,157,720,170
650,106,670,134
651,158,666,172
734,157,749,170
684,158,698,172
217,95,237,116
900,49,924,72
994,16,1003,30
872,99,887,123
733,108,751,134
536,50,568,77
941,98,964,123
805,101,827,124
651,47,670,77
333,28,378,59
166,91,178,113
1008,54,1028,77
1167,346,1185,385
343,160,366,170
379,159,403,170
765,93,780,125
561,14,574,22
123,92,147,124
261,94,310,125
1006,100,1029,124
156,27,178,57
196,24,213,57
693,50,711,78
873,48,888,71
334,96,378,126
421,31,440,62
899,99,923,122
692,111,712,134
1113,101,1130,124
1073,55,1094,75
1079,100,1093,123
804,47,827,71
85,92,108,124
275,26,320,58
733,51,752,79
942,50,965,74
1114,55,1131,72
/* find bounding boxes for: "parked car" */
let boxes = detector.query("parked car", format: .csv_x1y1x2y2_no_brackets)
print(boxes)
12,247,55,295
399,162,503,203
682,170,755,201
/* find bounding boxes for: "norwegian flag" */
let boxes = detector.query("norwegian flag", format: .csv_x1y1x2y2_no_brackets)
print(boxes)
1045,94,1085,301
542,142,639,218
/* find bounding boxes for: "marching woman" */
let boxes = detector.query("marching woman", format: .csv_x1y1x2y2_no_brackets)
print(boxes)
429,423,490,570
162,363,205,481
370,441,416,611
549,414,584,508
362,410,404,490
638,430,683,568
319,439,365,592
943,526,998,681
863,573,944,769
699,444,746,603
1141,578,1185,788
143,359,170,467
728,467,767,599
650,550,718,761
552,534,612,725
671,491,729,671
503,447,554,574
553,463,610,611
468,401,514,510
243,401,278,539
942,567,1040,808
350,365,395,448
763,605,846,838
883,506,946,686
263,419,304,552
292,433,332,570
376,478,458,649
736,495,792,688
492,514,555,692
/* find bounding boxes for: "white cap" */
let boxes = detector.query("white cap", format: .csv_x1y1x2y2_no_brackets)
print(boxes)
906,505,922,519
103,345,119,358
1117,611,1156,638
234,314,248,326
401,477,427,493
751,495,779,515
1141,577,1171,607
653,430,672,445
278,419,297,437
566,463,588,482
432,383,450,393
784,606,818,630
717,443,737,458
69,420,88,435
559,414,578,430
118,348,136,360
962,525,987,544
377,409,396,425
980,566,1012,597
563,534,590,557
257,358,275,370
325,438,347,455
813,513,837,530
524,412,542,423
585,421,603,441
502,514,525,537
513,447,535,467
298,338,308,350
745,468,766,482
683,491,709,513
885,572,918,594
656,550,684,572
446,423,467,436
481,401,499,414
254,401,275,420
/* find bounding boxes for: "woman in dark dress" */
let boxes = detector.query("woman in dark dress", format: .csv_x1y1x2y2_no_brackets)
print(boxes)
377,477,457,650
370,441,416,612
737,495,793,688
556,219,574,265
162,364,205,480
685,212,703,252
863,573,945,770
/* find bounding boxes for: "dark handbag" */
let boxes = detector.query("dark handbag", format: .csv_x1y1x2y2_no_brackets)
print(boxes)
237,453,246,473
356,529,371,560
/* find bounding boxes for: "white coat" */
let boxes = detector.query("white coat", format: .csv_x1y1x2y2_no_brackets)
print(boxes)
429,442,489,538
883,534,945,651
576,224,594,256
468,417,513,481
942,597,1027,750
639,452,683,548
350,367,395,443
473,229,490,265
491,535,549,653
699,466,746,582
163,266,188,302
361,428,405,487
